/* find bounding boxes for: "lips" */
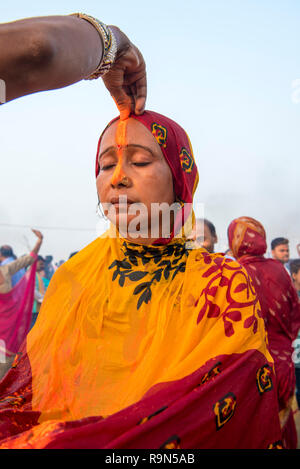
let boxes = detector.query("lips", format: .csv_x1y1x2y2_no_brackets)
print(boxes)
110,196,135,205
107,196,136,214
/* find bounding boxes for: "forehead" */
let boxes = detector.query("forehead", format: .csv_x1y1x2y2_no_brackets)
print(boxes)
99,118,163,155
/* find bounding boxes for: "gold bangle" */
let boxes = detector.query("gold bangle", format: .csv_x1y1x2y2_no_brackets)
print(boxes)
71,13,117,79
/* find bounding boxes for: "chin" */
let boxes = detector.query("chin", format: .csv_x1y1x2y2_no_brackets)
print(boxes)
116,214,151,240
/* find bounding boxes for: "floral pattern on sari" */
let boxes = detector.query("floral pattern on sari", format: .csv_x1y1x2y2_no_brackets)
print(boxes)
194,253,263,337
109,241,189,309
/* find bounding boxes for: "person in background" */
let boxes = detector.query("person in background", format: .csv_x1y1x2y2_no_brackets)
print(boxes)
0,230,43,379
291,259,300,295
0,246,24,287
228,217,300,449
224,248,235,260
0,231,43,294
290,259,300,410
271,237,290,266
44,256,55,281
189,218,218,253
31,255,50,330
69,251,78,259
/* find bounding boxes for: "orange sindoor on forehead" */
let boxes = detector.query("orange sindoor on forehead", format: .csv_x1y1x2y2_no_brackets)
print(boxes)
111,119,128,186
116,119,128,148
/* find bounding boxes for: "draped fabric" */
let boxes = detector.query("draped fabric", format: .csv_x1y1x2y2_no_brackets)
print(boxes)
0,261,37,357
0,114,283,449
228,216,300,448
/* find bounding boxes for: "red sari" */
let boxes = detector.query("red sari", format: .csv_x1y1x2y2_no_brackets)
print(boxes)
228,216,300,448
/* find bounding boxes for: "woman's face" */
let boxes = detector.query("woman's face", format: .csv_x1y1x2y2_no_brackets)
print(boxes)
96,118,175,243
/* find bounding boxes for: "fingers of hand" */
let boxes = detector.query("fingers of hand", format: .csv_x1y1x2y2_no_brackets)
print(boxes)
31,229,43,238
111,85,134,120
103,44,146,118
103,71,134,119
133,75,147,114
121,47,146,115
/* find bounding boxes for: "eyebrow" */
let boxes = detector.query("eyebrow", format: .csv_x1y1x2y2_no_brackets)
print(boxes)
98,144,155,160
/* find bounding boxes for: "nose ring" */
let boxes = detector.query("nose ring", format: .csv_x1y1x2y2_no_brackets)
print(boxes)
121,176,129,186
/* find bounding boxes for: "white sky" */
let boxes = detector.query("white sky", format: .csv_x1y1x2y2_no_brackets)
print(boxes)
1,0,300,262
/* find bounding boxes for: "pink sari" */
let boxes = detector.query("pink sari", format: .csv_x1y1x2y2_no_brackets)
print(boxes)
0,262,37,357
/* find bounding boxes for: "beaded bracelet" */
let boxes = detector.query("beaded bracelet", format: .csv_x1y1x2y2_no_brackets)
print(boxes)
71,13,117,79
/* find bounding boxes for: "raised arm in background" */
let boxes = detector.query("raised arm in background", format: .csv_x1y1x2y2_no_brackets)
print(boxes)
6,229,44,277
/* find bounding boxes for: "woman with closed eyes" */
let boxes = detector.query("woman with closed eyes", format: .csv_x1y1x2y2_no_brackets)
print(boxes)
0,111,282,449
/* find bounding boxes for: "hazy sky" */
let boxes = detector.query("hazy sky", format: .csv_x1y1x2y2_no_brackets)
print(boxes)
1,0,300,261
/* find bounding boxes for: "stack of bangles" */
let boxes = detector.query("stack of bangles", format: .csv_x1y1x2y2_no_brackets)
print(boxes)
71,12,118,79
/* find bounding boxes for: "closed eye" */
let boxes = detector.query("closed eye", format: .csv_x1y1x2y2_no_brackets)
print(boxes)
100,164,116,171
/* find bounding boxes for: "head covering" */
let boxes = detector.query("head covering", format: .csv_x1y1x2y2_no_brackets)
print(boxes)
227,216,267,259
95,111,199,243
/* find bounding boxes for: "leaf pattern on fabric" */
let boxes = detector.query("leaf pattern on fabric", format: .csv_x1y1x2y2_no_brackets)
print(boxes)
196,256,261,337
108,242,189,309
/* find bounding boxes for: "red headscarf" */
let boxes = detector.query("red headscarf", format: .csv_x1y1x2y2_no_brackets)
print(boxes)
227,216,267,259
95,111,199,243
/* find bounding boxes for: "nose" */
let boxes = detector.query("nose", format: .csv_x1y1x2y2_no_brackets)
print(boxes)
110,160,131,188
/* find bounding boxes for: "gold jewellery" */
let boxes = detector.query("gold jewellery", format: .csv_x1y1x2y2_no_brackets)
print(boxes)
71,13,117,79
120,176,130,186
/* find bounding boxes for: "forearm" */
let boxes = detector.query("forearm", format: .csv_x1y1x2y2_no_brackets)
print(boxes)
7,254,35,276
31,238,42,255
0,15,103,101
